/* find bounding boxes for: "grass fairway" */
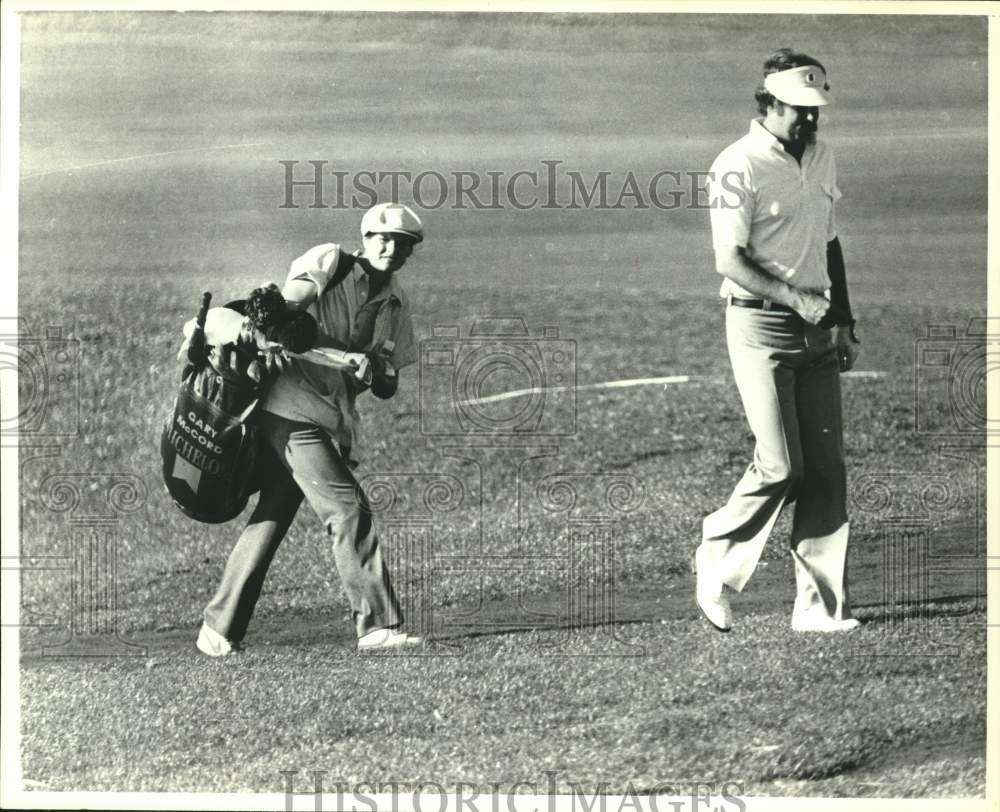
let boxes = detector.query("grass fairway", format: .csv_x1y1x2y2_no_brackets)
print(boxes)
11,10,989,804
20,613,986,796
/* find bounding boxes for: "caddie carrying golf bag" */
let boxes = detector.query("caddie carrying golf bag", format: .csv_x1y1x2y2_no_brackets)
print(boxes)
160,286,317,523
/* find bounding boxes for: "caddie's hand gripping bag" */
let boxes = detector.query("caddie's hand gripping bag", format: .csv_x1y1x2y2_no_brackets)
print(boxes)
160,287,318,523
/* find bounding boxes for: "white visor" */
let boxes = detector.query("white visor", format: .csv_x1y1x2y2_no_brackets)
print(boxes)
764,65,833,107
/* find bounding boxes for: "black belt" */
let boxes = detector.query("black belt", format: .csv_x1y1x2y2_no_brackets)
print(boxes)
728,297,796,314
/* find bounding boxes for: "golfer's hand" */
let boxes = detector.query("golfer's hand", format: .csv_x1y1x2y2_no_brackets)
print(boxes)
351,354,373,386
834,325,860,372
259,339,291,373
792,290,832,325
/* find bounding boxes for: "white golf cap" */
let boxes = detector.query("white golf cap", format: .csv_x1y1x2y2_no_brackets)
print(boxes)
360,202,424,243
764,65,833,106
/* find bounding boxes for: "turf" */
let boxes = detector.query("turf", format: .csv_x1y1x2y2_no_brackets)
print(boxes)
11,10,990,803
20,610,987,796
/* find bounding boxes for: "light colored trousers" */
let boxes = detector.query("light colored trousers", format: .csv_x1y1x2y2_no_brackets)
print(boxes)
203,411,402,642
700,305,853,619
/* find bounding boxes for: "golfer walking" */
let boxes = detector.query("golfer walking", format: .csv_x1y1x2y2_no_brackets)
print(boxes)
696,49,862,633
197,203,426,654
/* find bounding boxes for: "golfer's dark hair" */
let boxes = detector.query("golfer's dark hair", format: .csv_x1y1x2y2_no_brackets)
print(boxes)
263,310,318,354
245,283,286,330
755,48,826,115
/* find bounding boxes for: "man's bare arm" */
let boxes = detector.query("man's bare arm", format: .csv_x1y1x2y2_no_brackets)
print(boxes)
715,245,831,325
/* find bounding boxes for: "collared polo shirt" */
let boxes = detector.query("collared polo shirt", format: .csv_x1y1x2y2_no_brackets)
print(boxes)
707,119,842,297
263,242,417,453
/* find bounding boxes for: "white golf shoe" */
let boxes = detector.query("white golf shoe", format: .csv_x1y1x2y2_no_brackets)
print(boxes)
791,610,861,633
694,545,732,632
196,622,237,657
357,628,424,651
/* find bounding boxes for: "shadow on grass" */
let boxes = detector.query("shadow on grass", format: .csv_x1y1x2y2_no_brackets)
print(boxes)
854,593,985,620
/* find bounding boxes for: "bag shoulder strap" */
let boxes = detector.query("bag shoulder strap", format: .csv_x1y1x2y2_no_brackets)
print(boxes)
322,250,357,294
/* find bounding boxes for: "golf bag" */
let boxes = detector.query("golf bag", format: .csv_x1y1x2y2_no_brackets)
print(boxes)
160,288,318,523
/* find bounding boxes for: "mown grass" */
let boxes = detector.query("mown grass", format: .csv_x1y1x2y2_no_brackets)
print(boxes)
16,277,986,632
16,277,989,799
20,609,986,796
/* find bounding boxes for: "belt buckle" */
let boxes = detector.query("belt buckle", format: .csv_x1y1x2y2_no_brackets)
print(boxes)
761,299,772,312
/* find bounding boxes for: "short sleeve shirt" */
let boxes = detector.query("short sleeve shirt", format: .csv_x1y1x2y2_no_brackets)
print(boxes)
262,243,417,452
707,119,842,297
